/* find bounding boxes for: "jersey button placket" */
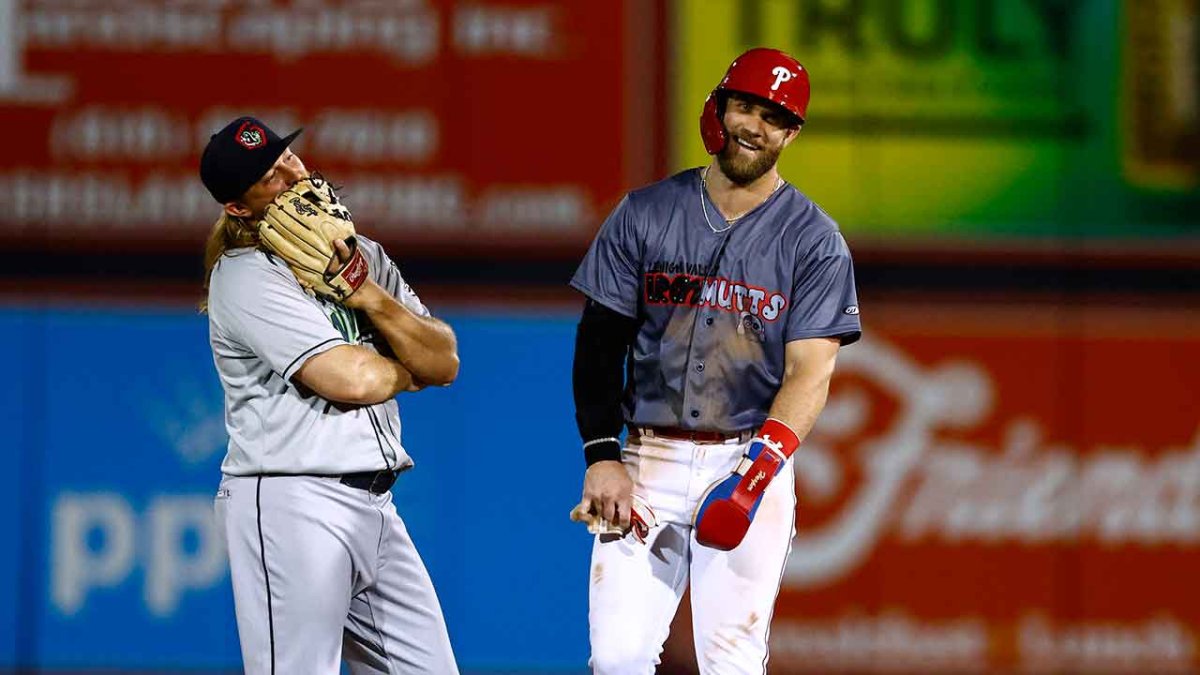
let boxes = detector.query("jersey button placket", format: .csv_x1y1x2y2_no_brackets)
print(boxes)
684,306,714,425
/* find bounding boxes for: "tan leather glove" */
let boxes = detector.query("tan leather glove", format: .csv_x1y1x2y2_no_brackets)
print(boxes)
258,175,367,300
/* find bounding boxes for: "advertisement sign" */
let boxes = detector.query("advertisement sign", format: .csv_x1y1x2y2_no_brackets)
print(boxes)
24,310,241,667
0,311,33,665
0,306,593,670
0,0,657,256
673,0,1200,243
6,300,1198,671
663,302,1200,673
1123,0,1200,190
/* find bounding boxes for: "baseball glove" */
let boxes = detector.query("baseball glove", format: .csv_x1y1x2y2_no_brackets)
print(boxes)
258,174,369,300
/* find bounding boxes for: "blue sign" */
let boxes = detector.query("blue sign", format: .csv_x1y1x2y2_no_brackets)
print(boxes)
0,306,592,672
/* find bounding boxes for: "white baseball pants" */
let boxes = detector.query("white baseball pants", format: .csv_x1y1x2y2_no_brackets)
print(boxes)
588,433,796,674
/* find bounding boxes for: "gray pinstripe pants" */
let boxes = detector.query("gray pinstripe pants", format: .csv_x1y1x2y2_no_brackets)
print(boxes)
215,474,459,674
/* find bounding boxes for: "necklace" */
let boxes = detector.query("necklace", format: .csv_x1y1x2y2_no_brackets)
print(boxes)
699,166,785,234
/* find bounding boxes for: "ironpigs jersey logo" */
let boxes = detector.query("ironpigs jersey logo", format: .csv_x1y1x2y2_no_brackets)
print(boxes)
644,265,787,321
236,121,267,149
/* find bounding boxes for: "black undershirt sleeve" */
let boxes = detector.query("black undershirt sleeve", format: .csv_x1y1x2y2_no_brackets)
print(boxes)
573,298,640,466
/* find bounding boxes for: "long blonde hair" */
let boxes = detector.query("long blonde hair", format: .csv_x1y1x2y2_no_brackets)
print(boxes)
198,211,259,313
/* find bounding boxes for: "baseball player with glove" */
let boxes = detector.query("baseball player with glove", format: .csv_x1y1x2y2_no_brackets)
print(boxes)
199,116,460,674
570,49,862,672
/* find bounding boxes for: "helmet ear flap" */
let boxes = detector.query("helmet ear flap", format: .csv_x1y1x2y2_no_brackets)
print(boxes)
699,90,728,155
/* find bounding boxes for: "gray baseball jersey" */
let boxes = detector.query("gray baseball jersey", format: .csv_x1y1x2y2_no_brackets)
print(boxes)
207,234,430,476
571,168,861,433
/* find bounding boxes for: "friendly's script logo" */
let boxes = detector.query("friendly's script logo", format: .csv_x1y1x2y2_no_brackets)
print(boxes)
782,336,1200,589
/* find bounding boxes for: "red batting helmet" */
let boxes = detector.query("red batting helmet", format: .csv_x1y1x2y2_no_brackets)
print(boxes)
699,48,810,155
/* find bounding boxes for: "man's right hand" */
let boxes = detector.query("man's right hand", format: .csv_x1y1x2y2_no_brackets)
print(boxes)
329,238,380,311
577,460,634,530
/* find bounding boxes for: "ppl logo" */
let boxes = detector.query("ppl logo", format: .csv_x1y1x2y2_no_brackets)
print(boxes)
52,494,227,618
236,121,266,149
50,379,230,618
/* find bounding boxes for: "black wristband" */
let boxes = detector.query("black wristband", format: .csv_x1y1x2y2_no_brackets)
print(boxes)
583,438,623,466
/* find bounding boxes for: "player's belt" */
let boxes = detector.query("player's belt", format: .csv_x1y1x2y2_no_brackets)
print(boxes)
635,427,754,444
340,469,399,495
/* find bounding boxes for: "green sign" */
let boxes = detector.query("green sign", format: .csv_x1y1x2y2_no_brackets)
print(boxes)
673,0,1198,241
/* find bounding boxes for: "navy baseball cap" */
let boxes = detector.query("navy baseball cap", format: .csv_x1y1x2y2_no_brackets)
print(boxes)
200,116,303,203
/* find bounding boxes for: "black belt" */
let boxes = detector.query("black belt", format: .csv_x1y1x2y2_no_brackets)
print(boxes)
339,469,399,495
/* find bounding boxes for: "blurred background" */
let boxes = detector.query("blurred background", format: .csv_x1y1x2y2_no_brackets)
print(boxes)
2,0,1198,673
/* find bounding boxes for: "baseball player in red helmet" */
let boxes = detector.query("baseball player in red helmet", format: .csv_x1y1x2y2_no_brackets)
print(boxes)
570,48,862,672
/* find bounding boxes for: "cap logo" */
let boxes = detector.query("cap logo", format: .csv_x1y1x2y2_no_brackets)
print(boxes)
236,121,266,149
770,66,794,91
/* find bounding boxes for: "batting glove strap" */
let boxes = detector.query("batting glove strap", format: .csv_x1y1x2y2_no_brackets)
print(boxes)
746,417,801,463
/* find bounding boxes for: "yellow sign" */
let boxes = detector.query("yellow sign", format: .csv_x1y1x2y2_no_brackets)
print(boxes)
1122,0,1198,190
671,0,1166,238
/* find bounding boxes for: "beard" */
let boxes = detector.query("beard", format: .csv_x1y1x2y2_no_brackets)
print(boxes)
716,134,782,186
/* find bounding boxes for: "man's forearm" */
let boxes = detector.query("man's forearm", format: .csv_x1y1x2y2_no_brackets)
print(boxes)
766,372,831,442
295,344,420,405
355,350,421,402
377,354,422,398
765,348,839,443
354,282,460,385
691,342,838,551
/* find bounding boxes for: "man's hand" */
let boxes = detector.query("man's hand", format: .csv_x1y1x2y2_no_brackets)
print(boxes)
328,238,383,310
571,492,658,544
327,238,353,272
325,238,460,386
577,460,634,530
